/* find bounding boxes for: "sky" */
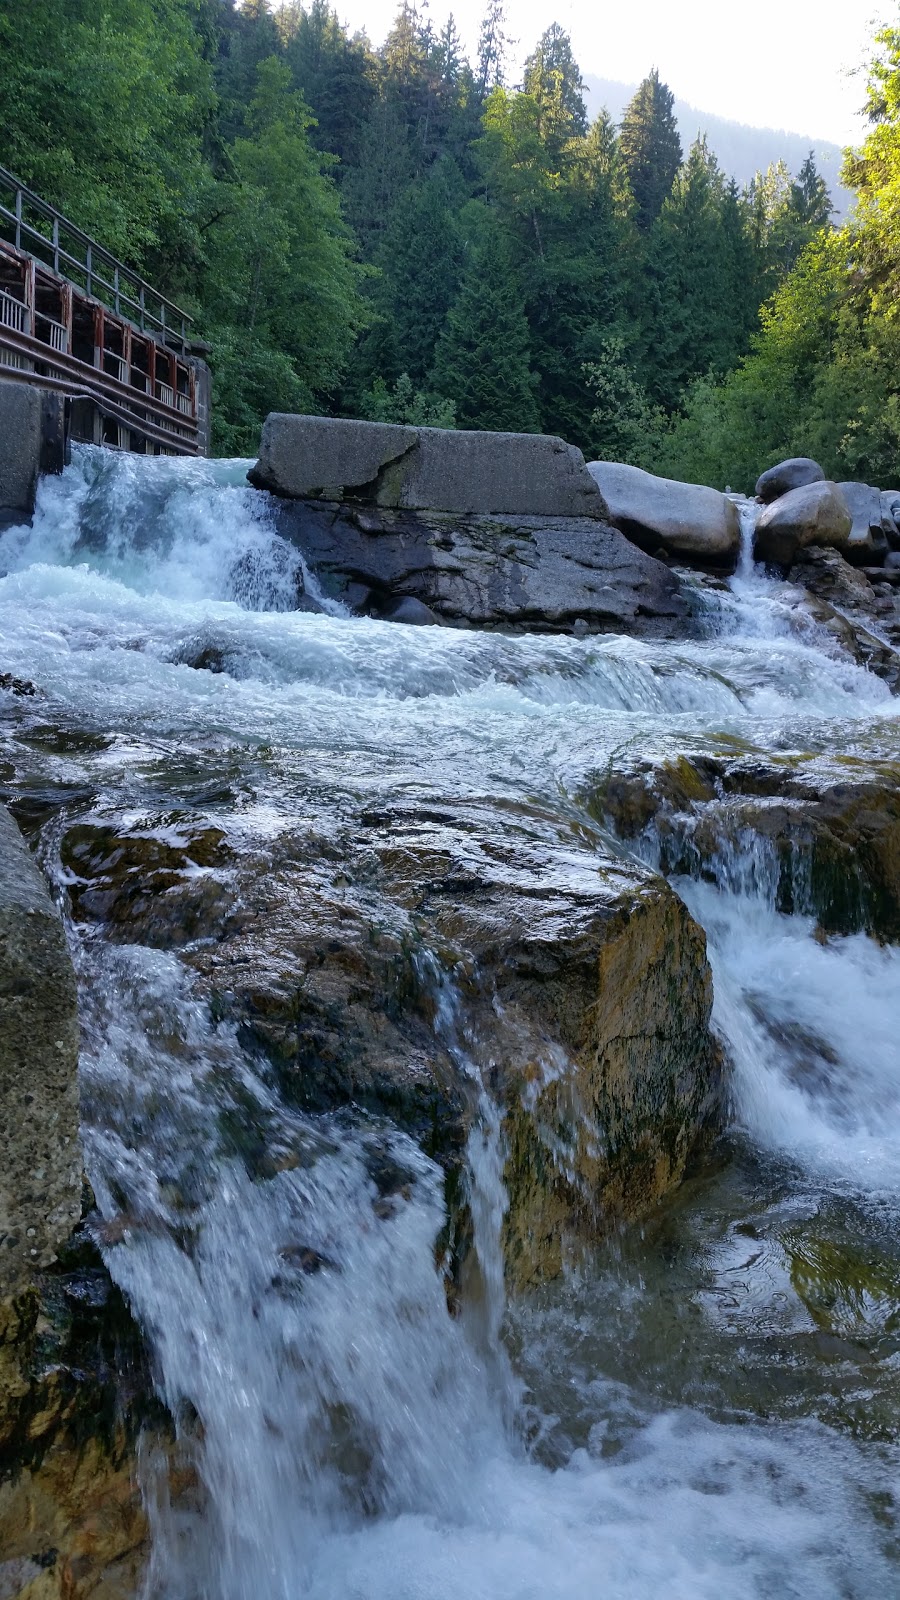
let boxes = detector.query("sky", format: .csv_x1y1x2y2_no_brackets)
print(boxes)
329,0,888,146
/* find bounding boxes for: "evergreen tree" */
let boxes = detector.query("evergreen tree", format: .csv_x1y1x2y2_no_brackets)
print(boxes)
643,136,750,408
431,225,539,430
371,164,465,386
475,0,509,99
0,0,216,269
199,57,366,447
523,23,588,154
619,69,682,231
342,93,415,257
527,117,634,445
215,0,282,141
747,154,832,281
281,2,376,171
791,152,833,231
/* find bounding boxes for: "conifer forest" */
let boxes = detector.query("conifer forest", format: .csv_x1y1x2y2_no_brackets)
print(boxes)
1,0,898,485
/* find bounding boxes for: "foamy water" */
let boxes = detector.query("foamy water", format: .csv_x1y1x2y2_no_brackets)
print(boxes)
3,446,899,1596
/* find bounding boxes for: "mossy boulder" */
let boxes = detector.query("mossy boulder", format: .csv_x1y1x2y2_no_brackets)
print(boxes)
589,745,900,941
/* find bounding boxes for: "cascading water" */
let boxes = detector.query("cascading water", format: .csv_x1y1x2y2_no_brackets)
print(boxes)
3,445,900,1597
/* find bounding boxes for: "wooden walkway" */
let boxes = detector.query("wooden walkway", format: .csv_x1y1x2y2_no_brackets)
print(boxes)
0,166,208,456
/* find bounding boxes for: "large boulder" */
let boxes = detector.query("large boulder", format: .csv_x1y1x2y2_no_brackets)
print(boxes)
755,456,826,503
250,414,609,521
586,460,741,569
836,481,890,564
0,806,81,1294
754,480,852,565
269,498,689,637
59,796,723,1285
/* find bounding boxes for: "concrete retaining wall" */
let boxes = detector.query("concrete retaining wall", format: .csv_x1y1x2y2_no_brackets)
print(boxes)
0,379,65,529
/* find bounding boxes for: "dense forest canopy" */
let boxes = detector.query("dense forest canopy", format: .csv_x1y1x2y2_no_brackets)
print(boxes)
0,0,896,482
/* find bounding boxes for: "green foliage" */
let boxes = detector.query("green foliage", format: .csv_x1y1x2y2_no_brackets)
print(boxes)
370,165,465,386
619,70,682,232
641,137,762,410
0,0,865,465
475,1,510,100
0,0,216,270
361,373,456,427
431,226,539,431
198,58,367,425
523,23,588,157
651,20,900,492
584,335,664,462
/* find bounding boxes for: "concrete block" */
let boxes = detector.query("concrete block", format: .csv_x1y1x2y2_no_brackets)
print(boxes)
0,378,43,525
250,414,609,520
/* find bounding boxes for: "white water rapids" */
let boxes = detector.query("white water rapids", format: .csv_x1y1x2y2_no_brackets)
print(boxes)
2,447,900,1597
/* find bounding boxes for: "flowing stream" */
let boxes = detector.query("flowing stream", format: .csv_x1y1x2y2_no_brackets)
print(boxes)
2,447,900,1597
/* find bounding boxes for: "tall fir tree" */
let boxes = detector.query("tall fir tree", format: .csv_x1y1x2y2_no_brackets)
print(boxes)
281,1,376,172
619,69,682,231
431,224,539,430
643,136,753,408
475,0,509,100
371,163,465,386
523,23,587,155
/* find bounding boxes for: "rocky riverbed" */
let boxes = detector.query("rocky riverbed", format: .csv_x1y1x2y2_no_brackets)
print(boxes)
1,438,899,1598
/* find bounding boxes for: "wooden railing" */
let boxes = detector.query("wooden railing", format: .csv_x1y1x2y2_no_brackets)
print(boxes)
0,165,192,350
0,168,206,456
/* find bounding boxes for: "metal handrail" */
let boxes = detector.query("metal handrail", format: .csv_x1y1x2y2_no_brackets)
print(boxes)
0,164,193,346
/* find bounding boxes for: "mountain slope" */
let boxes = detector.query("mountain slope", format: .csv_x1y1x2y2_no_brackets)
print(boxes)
584,75,853,219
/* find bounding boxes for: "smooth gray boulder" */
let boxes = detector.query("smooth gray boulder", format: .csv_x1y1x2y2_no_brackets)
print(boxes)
381,595,440,626
754,481,852,566
881,490,900,550
268,500,688,637
0,806,81,1293
755,457,826,503
586,461,741,569
836,482,890,564
251,415,609,521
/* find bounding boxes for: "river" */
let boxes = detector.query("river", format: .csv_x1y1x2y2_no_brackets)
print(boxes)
2,446,900,1597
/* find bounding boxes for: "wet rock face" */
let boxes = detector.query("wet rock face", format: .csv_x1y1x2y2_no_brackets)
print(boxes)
787,547,900,692
0,1225,166,1600
586,460,741,571
59,797,722,1281
0,806,81,1295
270,499,688,638
590,747,900,942
0,810,160,1600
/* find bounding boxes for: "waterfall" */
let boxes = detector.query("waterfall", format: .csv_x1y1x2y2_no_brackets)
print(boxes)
4,447,900,1597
